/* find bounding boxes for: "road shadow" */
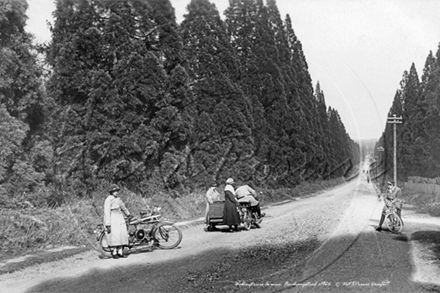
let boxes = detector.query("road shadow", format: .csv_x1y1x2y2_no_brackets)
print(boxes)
411,230,440,254
392,234,408,242
27,228,440,293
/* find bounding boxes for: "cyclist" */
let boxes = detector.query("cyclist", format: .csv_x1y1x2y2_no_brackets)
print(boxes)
375,181,402,232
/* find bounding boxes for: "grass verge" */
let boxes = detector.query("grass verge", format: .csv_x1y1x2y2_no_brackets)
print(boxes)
400,189,440,217
0,177,346,271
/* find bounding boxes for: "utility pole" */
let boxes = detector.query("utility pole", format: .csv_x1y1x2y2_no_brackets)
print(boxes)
374,155,378,181
377,146,384,180
377,146,384,189
387,114,402,184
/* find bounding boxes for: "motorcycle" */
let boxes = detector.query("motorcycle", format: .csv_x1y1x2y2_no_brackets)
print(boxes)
238,200,262,230
95,206,183,255
384,201,403,233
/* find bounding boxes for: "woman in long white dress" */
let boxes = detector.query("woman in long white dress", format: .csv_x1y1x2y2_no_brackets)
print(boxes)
104,184,132,258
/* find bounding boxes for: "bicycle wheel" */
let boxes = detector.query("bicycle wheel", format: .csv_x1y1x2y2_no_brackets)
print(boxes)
153,223,182,249
98,232,112,254
385,213,403,233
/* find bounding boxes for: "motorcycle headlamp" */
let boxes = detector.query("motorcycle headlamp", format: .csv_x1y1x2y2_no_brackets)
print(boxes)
135,229,147,240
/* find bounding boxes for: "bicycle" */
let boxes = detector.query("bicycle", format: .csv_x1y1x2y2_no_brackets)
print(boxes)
384,203,403,233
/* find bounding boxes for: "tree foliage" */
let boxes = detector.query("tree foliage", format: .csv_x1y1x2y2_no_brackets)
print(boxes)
377,43,440,181
0,0,49,202
2,0,360,203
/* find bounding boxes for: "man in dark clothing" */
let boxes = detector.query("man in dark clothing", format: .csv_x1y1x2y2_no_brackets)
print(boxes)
376,181,402,232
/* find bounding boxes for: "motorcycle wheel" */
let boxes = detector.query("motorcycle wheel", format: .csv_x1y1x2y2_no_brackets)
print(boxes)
153,223,182,249
242,211,252,231
253,212,261,228
385,213,403,233
98,232,112,254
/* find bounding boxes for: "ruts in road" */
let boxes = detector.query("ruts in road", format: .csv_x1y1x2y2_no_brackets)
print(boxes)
1,177,439,293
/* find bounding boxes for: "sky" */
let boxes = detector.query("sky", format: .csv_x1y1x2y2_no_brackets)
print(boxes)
25,0,440,141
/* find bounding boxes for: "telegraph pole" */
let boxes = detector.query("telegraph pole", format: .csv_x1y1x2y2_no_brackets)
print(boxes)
377,146,384,188
387,114,402,184
377,146,384,180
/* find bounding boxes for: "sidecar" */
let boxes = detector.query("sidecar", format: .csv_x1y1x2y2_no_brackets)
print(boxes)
206,200,258,231
206,200,225,231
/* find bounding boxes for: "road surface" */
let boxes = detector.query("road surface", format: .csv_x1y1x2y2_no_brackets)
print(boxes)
1,177,439,293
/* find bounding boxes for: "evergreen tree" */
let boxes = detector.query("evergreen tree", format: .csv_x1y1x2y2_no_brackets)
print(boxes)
224,0,292,185
47,0,188,193
380,90,403,181
180,0,254,185
0,105,29,198
422,47,440,176
396,64,422,179
314,82,332,176
283,14,327,180
0,0,50,199
223,0,351,185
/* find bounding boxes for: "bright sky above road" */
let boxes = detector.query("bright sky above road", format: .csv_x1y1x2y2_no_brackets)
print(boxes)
26,0,440,141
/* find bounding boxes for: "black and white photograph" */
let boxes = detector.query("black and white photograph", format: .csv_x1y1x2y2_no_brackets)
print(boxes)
1,0,440,292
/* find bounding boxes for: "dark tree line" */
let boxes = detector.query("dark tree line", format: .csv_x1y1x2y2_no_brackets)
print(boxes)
376,43,440,181
1,0,359,205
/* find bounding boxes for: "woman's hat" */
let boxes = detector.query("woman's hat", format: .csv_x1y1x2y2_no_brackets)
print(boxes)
109,184,120,193
226,178,234,184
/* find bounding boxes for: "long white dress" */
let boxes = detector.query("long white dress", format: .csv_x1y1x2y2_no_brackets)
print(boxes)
104,195,129,246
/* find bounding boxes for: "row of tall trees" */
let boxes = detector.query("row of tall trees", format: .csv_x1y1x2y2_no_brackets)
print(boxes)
1,0,359,205
376,43,440,181
0,0,52,203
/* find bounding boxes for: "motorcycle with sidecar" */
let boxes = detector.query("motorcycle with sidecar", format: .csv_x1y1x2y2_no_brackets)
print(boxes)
206,200,262,231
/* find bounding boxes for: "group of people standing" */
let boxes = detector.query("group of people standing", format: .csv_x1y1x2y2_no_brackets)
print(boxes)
205,178,265,232
101,177,400,260
102,178,265,259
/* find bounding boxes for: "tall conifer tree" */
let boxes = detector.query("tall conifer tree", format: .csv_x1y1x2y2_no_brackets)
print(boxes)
0,0,49,198
47,0,188,192
180,0,254,184
421,47,440,176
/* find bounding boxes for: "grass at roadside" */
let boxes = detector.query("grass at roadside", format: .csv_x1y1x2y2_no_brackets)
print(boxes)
400,189,440,217
372,182,440,217
0,177,346,262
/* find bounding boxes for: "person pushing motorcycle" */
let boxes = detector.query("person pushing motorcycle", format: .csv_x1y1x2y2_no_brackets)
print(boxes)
235,183,265,219
375,181,402,232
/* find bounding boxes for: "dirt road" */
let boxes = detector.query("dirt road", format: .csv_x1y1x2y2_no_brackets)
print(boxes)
1,177,439,293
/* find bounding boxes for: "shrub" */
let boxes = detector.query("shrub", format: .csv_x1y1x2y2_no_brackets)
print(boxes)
401,189,440,217
419,202,440,217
